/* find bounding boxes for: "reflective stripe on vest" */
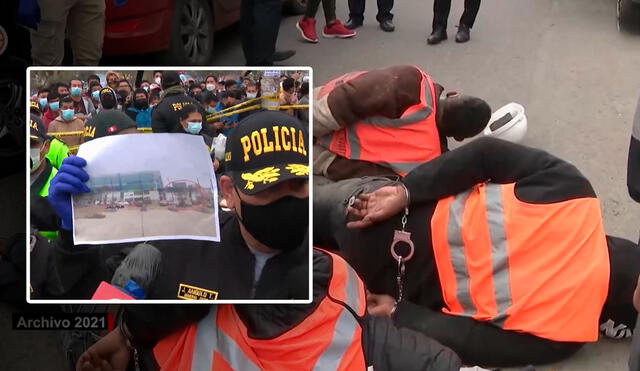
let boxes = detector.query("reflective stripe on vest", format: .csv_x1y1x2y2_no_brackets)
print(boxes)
318,68,441,176
431,182,610,342
154,249,367,371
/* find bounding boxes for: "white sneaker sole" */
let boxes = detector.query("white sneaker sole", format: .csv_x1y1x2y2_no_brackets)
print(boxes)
296,22,319,43
322,31,356,39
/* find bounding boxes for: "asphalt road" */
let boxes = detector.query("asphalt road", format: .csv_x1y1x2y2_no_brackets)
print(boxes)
4,0,639,370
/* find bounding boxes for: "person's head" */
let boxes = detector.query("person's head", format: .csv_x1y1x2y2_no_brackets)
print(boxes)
140,80,151,92
294,80,301,92
87,74,100,87
282,77,295,94
242,78,251,87
221,111,309,252
30,100,42,117
55,82,69,96
161,71,182,90
202,91,218,112
177,104,203,135
69,78,83,100
224,79,238,91
205,75,216,86
299,82,309,98
83,108,138,142
59,96,75,121
153,71,163,85
219,91,233,107
89,82,102,102
279,74,288,82
190,85,202,97
199,82,206,91
99,87,118,110
47,91,61,112
245,82,259,99
37,88,50,110
106,72,119,89
133,88,149,110
439,93,492,141
216,79,225,91
118,79,132,93
149,93,161,107
29,114,51,173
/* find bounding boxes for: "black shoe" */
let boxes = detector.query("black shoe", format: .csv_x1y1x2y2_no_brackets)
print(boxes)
455,24,470,43
379,20,395,32
345,18,363,30
427,27,447,44
272,50,296,62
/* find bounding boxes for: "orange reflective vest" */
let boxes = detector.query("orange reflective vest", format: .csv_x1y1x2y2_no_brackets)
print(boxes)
317,68,442,176
430,182,610,342
153,250,367,371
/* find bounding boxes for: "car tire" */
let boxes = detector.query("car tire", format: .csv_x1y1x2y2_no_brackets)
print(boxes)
159,0,215,65
618,0,640,34
284,0,307,15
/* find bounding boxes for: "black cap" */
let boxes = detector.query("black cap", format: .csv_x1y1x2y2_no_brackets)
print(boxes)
161,71,181,90
30,114,48,141
83,111,137,141
225,111,309,195
99,87,117,102
29,100,41,114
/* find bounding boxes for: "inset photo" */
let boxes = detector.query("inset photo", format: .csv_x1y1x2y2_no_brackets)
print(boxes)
27,67,312,303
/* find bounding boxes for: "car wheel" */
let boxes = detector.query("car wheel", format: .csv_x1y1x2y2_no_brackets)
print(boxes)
160,0,215,65
618,0,640,34
284,0,307,15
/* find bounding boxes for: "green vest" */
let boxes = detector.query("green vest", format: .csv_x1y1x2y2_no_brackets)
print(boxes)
45,138,69,169
31,160,59,240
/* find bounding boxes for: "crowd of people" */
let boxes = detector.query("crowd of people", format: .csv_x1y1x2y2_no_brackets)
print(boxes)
29,70,310,156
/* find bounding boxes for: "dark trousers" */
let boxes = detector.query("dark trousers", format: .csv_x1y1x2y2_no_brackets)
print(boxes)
433,0,481,29
241,0,282,66
305,0,337,23
348,0,394,23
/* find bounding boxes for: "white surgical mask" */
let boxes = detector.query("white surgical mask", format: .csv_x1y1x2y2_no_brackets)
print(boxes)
246,92,257,99
154,77,161,85
206,84,215,91
30,147,42,172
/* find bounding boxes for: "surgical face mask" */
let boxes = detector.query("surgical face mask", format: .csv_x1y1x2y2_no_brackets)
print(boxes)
206,106,216,113
186,121,202,134
30,147,42,172
246,92,257,99
179,74,186,82
236,191,308,251
70,87,82,97
91,90,100,100
61,109,74,121
206,84,215,91
154,77,161,85
143,86,149,92
38,98,48,109
49,101,60,111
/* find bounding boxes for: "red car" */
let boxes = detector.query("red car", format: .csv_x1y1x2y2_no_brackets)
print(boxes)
103,0,306,65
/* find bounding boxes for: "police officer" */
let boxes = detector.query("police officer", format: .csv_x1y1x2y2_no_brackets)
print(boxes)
314,137,640,367
151,71,206,134
30,114,59,240
43,111,310,300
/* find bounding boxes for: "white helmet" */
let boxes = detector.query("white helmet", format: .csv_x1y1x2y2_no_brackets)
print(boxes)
483,102,527,143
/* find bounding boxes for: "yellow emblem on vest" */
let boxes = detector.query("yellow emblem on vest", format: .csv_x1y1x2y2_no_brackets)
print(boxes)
241,166,280,190
177,283,219,300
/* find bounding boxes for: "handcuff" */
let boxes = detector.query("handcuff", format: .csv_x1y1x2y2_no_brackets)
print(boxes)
390,183,414,303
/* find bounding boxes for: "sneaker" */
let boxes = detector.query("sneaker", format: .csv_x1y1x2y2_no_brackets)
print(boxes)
296,17,319,43
323,20,357,38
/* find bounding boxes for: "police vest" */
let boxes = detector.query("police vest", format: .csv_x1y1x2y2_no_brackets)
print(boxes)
45,138,69,169
153,249,367,371
430,182,610,342
317,69,441,176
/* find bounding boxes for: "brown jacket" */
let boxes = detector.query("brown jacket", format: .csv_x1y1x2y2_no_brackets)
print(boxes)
47,116,85,153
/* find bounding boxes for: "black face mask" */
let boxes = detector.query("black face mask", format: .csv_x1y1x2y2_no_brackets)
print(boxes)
134,99,149,110
235,189,308,251
101,96,116,110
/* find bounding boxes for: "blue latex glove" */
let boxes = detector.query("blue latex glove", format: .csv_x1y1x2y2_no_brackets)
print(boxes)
48,156,90,231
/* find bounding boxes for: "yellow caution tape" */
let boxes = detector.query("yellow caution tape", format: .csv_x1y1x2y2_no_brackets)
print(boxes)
137,127,153,133
48,131,84,137
206,104,309,121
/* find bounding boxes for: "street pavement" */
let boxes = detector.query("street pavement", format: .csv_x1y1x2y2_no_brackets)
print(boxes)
4,0,639,369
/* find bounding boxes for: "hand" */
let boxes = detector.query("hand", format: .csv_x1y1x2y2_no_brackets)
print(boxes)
76,328,131,371
346,185,408,229
213,158,220,171
634,275,640,312
367,291,397,317
48,156,91,231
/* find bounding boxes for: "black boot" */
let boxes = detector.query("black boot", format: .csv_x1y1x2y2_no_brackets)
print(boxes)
345,18,363,30
427,26,447,45
455,24,471,43
379,20,395,32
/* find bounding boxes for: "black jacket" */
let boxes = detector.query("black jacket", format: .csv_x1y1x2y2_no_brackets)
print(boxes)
44,212,309,300
122,249,462,371
628,94,640,203
151,87,206,133
30,159,58,233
